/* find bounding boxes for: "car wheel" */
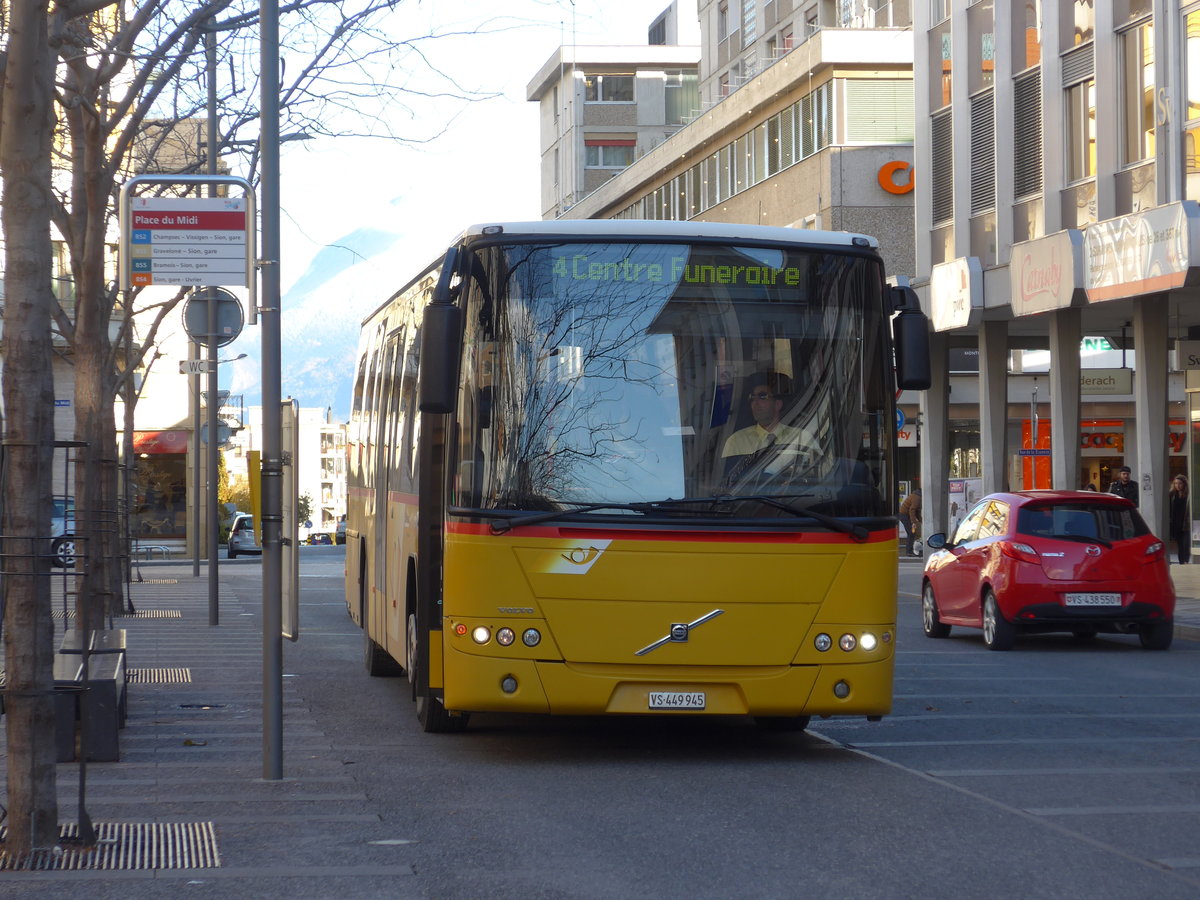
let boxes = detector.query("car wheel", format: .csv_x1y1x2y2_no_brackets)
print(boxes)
922,582,951,638
407,612,468,732
52,536,76,568
1139,621,1173,651
982,590,1015,651
227,544,238,560
406,612,420,700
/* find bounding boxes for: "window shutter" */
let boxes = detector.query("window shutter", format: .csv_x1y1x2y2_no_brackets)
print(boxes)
931,110,954,225
1061,44,1094,86
845,80,915,143
970,90,995,214
1013,70,1043,199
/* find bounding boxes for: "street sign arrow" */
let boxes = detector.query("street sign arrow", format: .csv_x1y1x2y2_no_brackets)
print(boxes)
179,359,215,375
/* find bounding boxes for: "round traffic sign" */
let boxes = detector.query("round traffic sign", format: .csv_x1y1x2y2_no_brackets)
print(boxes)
184,287,244,346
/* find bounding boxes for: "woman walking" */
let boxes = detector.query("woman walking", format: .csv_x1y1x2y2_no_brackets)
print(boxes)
1169,475,1190,565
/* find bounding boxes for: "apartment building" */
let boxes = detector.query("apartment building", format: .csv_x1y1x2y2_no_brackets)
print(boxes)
528,1,919,477
527,43,701,220
913,1,1200,542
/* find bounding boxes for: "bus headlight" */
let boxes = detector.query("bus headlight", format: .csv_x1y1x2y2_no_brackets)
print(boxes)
859,632,878,651
522,628,541,647
496,627,515,646
839,633,857,652
471,626,491,645
814,633,832,652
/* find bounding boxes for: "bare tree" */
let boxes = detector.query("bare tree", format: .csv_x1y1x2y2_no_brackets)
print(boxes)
1,0,510,849
1,0,61,857
48,1,500,628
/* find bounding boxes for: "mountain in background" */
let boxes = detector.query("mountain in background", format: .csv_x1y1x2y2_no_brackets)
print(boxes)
229,227,431,423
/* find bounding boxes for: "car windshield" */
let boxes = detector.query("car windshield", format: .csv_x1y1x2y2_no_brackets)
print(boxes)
1017,503,1148,543
451,239,892,519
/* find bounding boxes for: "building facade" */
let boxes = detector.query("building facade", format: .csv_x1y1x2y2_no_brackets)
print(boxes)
913,0,1200,546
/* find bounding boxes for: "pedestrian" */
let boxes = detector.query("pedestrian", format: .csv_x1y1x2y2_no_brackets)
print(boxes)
898,487,922,557
1108,465,1138,507
1169,474,1190,565
1081,476,1097,491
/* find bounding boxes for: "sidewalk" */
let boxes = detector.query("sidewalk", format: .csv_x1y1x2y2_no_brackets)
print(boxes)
0,562,419,894
901,554,1200,642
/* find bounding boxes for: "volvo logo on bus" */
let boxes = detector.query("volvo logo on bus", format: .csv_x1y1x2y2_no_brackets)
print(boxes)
636,609,725,656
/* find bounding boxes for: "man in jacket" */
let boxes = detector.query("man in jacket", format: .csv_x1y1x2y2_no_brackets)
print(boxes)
1108,466,1138,506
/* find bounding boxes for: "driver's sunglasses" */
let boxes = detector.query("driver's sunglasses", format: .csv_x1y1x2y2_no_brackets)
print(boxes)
748,391,775,400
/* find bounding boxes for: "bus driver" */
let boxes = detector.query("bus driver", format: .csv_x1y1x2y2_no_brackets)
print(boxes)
721,371,817,483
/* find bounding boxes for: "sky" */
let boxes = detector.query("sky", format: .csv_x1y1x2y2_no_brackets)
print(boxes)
221,0,676,421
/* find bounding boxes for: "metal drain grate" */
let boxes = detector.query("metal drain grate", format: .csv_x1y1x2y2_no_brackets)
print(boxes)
128,667,192,684
0,821,220,870
137,578,179,585
130,609,182,618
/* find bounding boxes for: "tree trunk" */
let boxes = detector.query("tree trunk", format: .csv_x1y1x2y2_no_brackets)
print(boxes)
71,107,121,629
1,0,61,856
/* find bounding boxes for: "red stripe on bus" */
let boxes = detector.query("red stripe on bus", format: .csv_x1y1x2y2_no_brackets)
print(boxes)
445,521,896,544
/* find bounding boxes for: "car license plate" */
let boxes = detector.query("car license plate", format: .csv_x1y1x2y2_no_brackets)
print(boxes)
649,691,705,710
1064,592,1122,606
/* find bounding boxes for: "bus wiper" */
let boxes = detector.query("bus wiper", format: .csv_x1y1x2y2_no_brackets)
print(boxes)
484,503,654,534
734,494,871,543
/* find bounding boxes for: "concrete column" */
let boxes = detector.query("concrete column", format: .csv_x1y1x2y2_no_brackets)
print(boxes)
1135,295,1170,537
1050,307,1082,491
979,321,1008,494
921,331,952,541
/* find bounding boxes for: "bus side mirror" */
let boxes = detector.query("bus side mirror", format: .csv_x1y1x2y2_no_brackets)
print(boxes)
418,303,464,414
890,286,931,390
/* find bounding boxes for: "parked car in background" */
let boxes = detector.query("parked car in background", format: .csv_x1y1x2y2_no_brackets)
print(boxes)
227,513,262,559
922,491,1174,651
306,532,332,545
51,496,76,568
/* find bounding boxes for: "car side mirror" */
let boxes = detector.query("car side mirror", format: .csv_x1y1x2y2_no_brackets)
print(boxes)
926,532,947,551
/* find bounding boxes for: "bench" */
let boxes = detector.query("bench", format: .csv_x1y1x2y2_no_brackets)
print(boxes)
132,543,172,560
57,628,128,761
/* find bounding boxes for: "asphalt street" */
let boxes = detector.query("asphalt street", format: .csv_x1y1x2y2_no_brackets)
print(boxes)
0,548,1197,898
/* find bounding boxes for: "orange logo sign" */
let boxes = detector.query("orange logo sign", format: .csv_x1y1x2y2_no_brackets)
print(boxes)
878,161,914,194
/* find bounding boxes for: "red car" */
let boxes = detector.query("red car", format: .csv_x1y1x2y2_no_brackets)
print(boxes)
921,491,1174,651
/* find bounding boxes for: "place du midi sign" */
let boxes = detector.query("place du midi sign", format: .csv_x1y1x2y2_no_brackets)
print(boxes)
118,175,257,375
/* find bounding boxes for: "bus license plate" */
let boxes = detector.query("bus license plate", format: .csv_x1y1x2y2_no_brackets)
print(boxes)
649,691,705,710
1064,592,1122,606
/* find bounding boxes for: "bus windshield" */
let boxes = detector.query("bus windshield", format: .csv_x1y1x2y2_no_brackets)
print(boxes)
453,239,892,518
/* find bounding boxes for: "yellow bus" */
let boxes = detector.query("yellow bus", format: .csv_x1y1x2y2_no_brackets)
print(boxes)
345,220,930,732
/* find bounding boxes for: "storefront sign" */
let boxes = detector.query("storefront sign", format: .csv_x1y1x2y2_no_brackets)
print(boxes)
1177,340,1200,369
133,430,189,454
1084,201,1200,303
1080,432,1124,451
1010,230,1084,316
929,257,983,332
1079,368,1132,394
